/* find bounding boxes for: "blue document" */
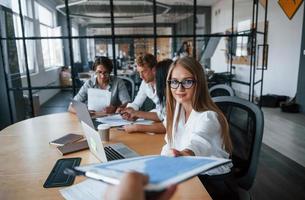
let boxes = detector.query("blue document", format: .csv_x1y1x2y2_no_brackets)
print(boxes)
75,155,231,191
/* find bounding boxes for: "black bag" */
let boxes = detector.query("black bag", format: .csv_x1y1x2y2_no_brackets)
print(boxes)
280,97,300,113
260,94,289,107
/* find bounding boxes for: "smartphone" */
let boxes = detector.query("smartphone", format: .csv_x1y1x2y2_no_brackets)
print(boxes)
43,157,81,188
49,133,83,146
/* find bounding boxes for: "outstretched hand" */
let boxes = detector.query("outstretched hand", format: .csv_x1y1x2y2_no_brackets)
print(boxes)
170,148,195,157
104,172,176,200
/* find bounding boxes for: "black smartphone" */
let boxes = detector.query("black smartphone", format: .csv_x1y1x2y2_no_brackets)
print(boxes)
43,157,81,188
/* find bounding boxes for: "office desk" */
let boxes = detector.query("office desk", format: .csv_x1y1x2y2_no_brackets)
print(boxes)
0,113,211,200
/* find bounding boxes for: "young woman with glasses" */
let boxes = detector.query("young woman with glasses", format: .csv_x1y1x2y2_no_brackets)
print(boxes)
68,56,130,115
161,56,232,176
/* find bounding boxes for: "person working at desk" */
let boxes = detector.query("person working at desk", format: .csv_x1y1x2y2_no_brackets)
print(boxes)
68,56,131,115
119,54,170,134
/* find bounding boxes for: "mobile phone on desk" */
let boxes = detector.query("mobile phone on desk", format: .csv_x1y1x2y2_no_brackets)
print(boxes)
43,157,81,188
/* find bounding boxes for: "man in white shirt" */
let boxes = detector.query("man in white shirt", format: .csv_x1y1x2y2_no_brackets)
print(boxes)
119,53,166,134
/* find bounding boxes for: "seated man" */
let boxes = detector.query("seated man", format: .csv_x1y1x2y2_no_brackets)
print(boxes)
119,54,170,134
68,56,130,116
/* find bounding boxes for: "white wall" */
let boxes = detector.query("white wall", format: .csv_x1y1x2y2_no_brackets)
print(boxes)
21,69,61,105
211,0,304,98
265,1,303,97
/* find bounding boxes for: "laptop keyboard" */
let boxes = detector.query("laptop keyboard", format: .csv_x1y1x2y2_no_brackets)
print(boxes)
104,146,125,161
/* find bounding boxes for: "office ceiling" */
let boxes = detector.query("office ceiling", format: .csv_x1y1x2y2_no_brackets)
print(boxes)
56,0,215,26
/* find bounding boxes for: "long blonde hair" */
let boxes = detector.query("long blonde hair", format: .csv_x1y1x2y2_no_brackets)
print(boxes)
165,57,233,154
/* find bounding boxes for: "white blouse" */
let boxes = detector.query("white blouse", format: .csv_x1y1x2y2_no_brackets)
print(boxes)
127,81,165,120
161,103,232,175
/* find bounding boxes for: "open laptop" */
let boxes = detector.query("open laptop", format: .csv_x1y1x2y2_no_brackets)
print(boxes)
81,120,139,162
72,100,103,130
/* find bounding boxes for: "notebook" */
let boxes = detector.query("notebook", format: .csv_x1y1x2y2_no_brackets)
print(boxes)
49,133,83,146
57,140,89,155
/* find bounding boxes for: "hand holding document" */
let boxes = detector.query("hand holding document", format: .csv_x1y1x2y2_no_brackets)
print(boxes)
71,155,231,191
88,88,111,112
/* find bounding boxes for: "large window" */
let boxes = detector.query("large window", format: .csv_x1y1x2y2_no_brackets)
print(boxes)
36,2,63,68
12,0,36,74
72,26,81,63
236,19,251,56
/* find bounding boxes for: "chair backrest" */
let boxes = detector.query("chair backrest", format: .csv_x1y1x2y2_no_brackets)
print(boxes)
117,76,135,100
213,96,264,190
209,84,235,97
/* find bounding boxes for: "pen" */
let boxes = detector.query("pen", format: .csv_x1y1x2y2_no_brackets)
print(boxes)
117,127,125,131
64,168,120,186
119,111,128,116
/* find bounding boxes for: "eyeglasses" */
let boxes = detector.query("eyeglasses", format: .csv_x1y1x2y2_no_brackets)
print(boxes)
95,71,110,77
167,79,196,89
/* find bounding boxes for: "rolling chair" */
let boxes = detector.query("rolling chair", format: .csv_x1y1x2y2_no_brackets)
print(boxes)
200,96,264,200
117,76,135,101
209,84,235,97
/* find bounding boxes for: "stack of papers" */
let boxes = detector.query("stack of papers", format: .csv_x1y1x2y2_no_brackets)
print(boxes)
60,179,108,200
96,114,153,127
88,88,111,112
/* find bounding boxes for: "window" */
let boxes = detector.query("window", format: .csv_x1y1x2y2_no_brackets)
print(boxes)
72,27,81,63
236,19,251,56
36,2,63,68
87,38,95,62
12,0,36,74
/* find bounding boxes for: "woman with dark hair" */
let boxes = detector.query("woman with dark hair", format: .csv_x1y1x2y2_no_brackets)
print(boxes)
68,56,130,115
155,59,172,115
123,59,173,133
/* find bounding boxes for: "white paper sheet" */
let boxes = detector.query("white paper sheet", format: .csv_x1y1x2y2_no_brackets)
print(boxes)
88,88,111,112
96,114,153,127
60,179,108,200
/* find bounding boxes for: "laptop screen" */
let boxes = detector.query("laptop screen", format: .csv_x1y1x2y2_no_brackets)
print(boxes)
72,100,96,129
81,121,108,162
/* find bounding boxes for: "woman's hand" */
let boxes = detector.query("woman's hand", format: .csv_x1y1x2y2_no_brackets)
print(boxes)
120,108,138,121
116,104,127,113
170,148,195,157
123,124,140,133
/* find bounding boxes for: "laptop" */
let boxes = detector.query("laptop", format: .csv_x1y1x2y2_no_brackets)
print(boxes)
81,120,139,162
72,100,102,130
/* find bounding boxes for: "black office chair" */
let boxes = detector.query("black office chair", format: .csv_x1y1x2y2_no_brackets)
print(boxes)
209,84,235,97
200,96,264,200
117,75,135,100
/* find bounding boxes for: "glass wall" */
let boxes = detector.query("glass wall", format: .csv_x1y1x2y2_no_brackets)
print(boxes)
0,0,211,121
